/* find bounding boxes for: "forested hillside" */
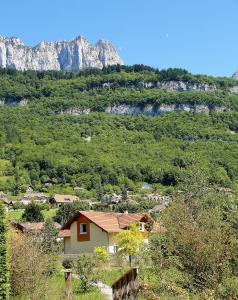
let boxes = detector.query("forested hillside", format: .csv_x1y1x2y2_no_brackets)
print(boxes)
3,66,238,299
0,66,237,197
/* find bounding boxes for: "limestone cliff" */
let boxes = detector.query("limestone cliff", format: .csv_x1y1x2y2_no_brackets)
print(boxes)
0,36,123,71
232,71,238,80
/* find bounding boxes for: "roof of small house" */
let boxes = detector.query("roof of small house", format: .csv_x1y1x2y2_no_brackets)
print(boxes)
0,191,8,198
53,194,79,203
11,221,61,232
0,191,11,204
61,211,154,234
59,229,71,238
0,198,11,205
21,193,49,201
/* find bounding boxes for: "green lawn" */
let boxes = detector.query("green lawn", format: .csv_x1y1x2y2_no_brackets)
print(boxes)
8,208,57,222
11,273,106,300
45,273,106,300
43,208,57,219
98,267,126,286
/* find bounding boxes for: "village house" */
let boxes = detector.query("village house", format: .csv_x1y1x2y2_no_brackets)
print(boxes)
60,211,156,255
144,193,171,202
103,192,134,204
103,193,122,204
19,192,49,205
51,194,79,208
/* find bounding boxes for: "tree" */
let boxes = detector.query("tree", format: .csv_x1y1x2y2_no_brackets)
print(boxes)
53,201,90,225
41,219,60,254
121,186,128,202
10,229,48,299
0,202,9,299
22,202,44,222
116,223,144,265
40,219,61,275
149,199,237,298
96,180,104,201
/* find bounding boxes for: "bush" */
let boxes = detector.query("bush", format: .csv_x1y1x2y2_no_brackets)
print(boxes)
218,277,238,299
13,202,25,210
22,202,44,222
74,254,96,293
93,246,110,267
53,201,90,225
62,258,74,270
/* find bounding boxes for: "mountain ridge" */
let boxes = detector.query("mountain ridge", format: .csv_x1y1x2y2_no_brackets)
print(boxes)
0,35,123,71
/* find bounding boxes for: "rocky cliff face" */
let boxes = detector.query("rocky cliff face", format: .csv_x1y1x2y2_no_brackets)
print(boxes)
0,36,123,71
102,80,217,92
60,104,230,116
105,104,230,116
232,71,238,80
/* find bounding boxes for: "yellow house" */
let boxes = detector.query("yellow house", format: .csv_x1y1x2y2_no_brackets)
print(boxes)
60,211,155,254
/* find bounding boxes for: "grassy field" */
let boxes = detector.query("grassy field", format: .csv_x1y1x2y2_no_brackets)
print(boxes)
98,267,126,286
11,273,106,300
8,208,57,221
46,273,107,300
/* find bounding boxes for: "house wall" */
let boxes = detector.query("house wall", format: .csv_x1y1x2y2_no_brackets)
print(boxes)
64,237,71,254
66,221,109,254
108,233,118,254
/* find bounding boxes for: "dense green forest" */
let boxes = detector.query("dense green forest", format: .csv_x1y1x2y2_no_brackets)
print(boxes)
1,65,238,113
0,66,237,198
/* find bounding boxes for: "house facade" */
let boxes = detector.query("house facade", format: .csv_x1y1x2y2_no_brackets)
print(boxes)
60,211,155,255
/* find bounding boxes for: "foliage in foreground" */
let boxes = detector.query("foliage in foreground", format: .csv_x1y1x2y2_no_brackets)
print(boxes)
116,223,144,259
9,229,48,299
139,191,238,299
0,202,9,299
9,226,61,299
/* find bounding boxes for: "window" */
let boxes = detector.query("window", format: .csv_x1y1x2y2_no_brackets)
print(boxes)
79,223,87,234
139,222,144,232
109,245,118,254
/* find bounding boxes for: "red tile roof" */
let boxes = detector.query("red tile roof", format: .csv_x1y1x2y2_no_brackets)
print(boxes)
59,229,71,237
61,211,154,233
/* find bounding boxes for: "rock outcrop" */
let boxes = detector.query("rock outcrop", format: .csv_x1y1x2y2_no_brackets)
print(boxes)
60,104,231,116
101,80,217,92
232,71,238,80
105,104,230,116
0,36,123,71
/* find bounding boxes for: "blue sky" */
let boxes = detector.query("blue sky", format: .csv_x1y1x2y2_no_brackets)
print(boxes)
1,0,238,76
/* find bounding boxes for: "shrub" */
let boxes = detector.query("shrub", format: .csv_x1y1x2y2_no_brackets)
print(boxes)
93,246,110,266
62,258,74,270
74,254,96,292
22,202,44,222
